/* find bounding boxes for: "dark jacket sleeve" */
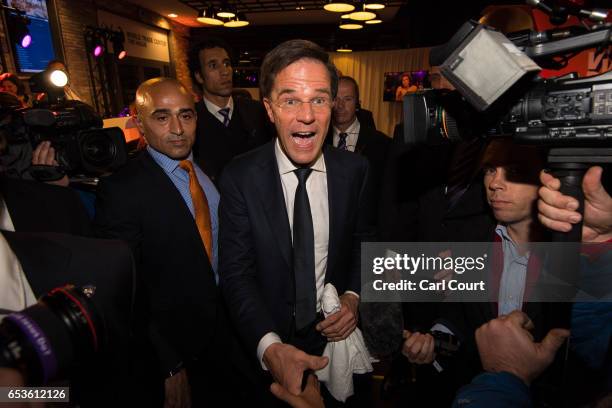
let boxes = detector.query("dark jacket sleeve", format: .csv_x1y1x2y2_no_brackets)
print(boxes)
218,167,278,356
93,176,181,376
452,372,532,408
349,159,376,294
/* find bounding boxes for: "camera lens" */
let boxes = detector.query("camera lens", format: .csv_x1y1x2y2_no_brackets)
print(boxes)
0,285,102,385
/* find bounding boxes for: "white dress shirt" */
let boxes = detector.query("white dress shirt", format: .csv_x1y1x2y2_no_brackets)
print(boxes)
333,118,360,152
203,95,234,124
0,207,36,321
257,139,330,366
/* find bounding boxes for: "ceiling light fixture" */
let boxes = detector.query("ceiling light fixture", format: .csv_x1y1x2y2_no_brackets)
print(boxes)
197,7,224,25
224,12,249,27
349,4,376,21
217,3,236,18
167,13,178,18
339,22,363,30
364,1,385,10
336,45,352,52
365,12,382,24
323,1,355,13
341,13,351,19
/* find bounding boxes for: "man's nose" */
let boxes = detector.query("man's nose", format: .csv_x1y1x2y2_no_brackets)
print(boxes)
170,115,184,135
296,101,315,123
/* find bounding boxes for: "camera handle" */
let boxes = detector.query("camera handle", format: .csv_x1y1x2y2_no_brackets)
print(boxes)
547,147,612,241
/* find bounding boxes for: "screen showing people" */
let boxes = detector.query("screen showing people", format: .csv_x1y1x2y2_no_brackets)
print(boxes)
383,70,429,102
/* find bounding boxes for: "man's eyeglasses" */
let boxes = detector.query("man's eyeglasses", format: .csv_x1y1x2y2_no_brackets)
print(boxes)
266,96,332,113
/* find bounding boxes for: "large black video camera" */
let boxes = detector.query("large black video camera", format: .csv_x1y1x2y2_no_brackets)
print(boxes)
0,97,127,181
404,21,612,147
0,285,103,385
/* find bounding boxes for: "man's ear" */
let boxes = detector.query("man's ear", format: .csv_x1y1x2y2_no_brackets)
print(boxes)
135,114,147,140
262,98,275,124
194,72,204,85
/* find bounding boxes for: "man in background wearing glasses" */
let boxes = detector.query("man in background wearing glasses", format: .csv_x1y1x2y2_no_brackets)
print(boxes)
218,39,375,405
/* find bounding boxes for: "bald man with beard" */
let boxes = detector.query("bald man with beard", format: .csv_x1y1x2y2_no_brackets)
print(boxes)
94,78,243,407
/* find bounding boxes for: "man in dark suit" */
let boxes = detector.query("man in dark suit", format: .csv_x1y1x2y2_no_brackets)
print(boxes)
94,78,231,407
401,138,571,406
218,40,375,402
327,76,390,204
188,38,272,182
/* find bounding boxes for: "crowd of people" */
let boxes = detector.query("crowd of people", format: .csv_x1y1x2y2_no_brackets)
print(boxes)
0,37,610,408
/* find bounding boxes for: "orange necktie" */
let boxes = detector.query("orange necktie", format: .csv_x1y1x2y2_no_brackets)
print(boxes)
179,160,213,262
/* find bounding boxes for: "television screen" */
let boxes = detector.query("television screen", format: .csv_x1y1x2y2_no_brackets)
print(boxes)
383,70,429,102
4,0,56,73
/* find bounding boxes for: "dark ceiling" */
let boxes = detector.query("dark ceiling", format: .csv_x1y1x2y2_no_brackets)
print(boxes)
187,0,611,66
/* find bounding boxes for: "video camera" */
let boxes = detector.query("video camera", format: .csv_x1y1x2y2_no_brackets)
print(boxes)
0,96,127,181
404,21,612,146
403,1,612,242
0,285,103,385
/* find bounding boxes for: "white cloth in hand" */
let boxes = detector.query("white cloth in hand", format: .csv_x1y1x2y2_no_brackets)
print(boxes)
316,283,374,402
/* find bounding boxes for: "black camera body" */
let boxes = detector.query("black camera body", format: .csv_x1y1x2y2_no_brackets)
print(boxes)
0,100,127,180
404,69,612,147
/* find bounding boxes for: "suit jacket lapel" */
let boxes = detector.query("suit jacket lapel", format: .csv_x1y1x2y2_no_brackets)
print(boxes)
323,146,348,283
140,152,210,264
355,126,368,155
255,143,293,269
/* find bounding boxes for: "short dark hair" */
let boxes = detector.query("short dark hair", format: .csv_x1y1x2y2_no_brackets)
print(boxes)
259,39,338,100
46,59,66,70
338,75,359,103
187,37,234,88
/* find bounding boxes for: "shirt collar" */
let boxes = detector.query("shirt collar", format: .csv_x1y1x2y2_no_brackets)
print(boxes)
333,117,359,137
274,138,326,175
203,95,233,116
495,224,529,262
147,145,194,174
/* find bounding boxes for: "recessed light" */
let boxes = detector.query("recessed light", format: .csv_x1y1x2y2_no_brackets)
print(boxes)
167,13,178,18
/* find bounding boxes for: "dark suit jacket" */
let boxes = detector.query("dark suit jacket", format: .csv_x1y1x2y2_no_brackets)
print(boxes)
2,230,136,406
0,176,92,236
93,151,219,374
325,122,390,206
194,97,273,182
218,141,375,356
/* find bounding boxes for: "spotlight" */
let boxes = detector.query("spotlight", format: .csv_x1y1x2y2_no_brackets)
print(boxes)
197,7,224,25
93,44,104,57
21,33,32,48
110,30,127,60
49,70,68,87
324,1,355,13
6,8,32,49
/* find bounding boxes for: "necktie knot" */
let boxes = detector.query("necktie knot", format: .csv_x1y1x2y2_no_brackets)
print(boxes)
218,107,230,127
179,159,195,174
294,167,312,185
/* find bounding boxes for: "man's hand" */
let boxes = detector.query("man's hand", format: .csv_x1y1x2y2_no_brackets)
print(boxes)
475,310,569,385
31,141,69,187
401,330,435,364
164,368,191,408
270,373,325,408
539,167,612,242
263,343,328,396
316,293,358,342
